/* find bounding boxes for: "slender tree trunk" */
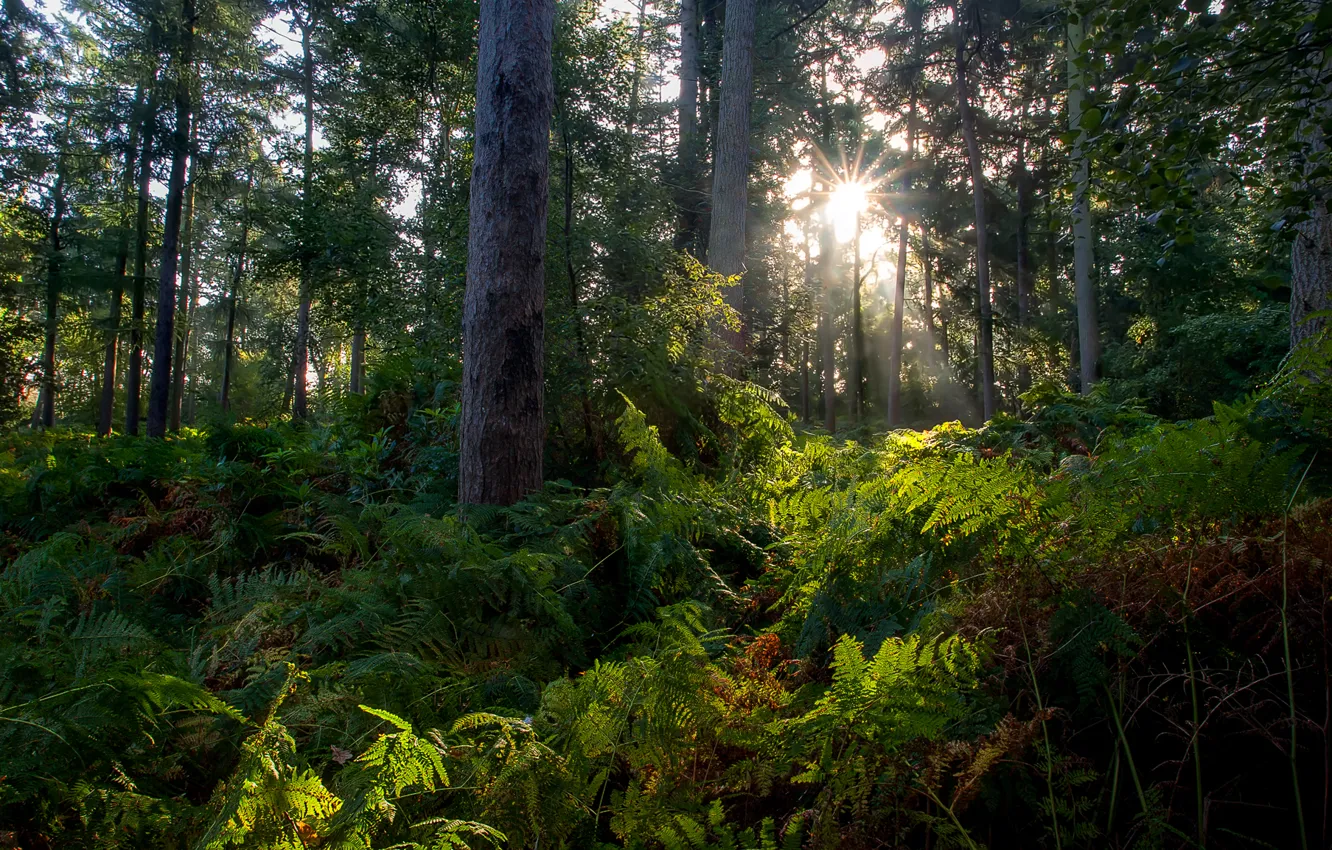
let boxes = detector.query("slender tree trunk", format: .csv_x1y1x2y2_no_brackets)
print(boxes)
169,130,198,431
850,211,863,422
1016,134,1033,397
800,337,810,425
35,152,66,428
459,0,555,506
953,2,995,419
100,87,145,436
221,171,251,413
147,0,195,438
292,5,316,419
1067,13,1098,393
675,0,701,250
350,326,365,394
922,223,937,367
126,97,157,435
889,87,918,426
706,0,758,352
625,0,649,138
819,187,837,432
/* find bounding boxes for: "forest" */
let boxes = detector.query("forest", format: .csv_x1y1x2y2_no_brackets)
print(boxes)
1,0,1331,845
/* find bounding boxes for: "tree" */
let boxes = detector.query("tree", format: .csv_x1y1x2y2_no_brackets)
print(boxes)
290,0,317,419
1066,8,1097,393
951,0,994,419
458,0,556,506
706,0,758,353
32,134,67,428
146,0,195,437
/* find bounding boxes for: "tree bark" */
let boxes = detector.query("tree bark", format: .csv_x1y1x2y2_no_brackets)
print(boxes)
850,210,863,422
1067,13,1099,393
889,87,917,426
674,0,701,251
953,2,995,419
168,128,198,431
458,0,555,506
1016,133,1033,396
705,0,757,351
35,148,66,428
292,2,316,419
1292,210,1332,348
100,86,145,436
819,186,837,432
147,0,195,438
220,175,250,413
350,326,365,394
922,222,938,369
126,95,157,436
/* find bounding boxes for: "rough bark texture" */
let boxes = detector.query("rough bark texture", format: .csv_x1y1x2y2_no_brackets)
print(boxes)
706,0,757,350
1292,208,1332,346
147,0,194,438
954,4,994,419
126,106,155,435
458,0,555,506
292,7,315,420
1067,14,1099,393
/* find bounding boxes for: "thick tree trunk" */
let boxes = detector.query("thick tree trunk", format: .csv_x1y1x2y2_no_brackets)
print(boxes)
458,0,555,506
100,87,144,436
889,88,917,426
1292,210,1332,347
953,4,995,419
147,0,195,438
1067,14,1099,393
168,134,198,432
706,0,757,351
126,101,156,436
674,0,701,251
292,9,316,420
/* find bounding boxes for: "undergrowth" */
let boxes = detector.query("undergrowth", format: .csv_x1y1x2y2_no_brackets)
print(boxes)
0,359,1329,849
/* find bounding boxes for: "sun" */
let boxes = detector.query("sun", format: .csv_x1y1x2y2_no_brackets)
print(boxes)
826,181,868,243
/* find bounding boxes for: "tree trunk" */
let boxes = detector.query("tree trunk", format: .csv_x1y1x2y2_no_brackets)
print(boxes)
800,337,810,425
1016,134,1033,397
292,8,316,420
819,188,837,432
35,151,66,428
953,2,995,419
458,0,555,506
100,87,145,436
1292,211,1332,348
675,0,701,251
850,210,863,422
220,176,250,413
1067,13,1099,393
168,129,198,432
889,87,918,426
350,326,365,394
625,0,649,138
922,223,937,368
147,0,195,438
126,96,156,436
706,0,758,351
